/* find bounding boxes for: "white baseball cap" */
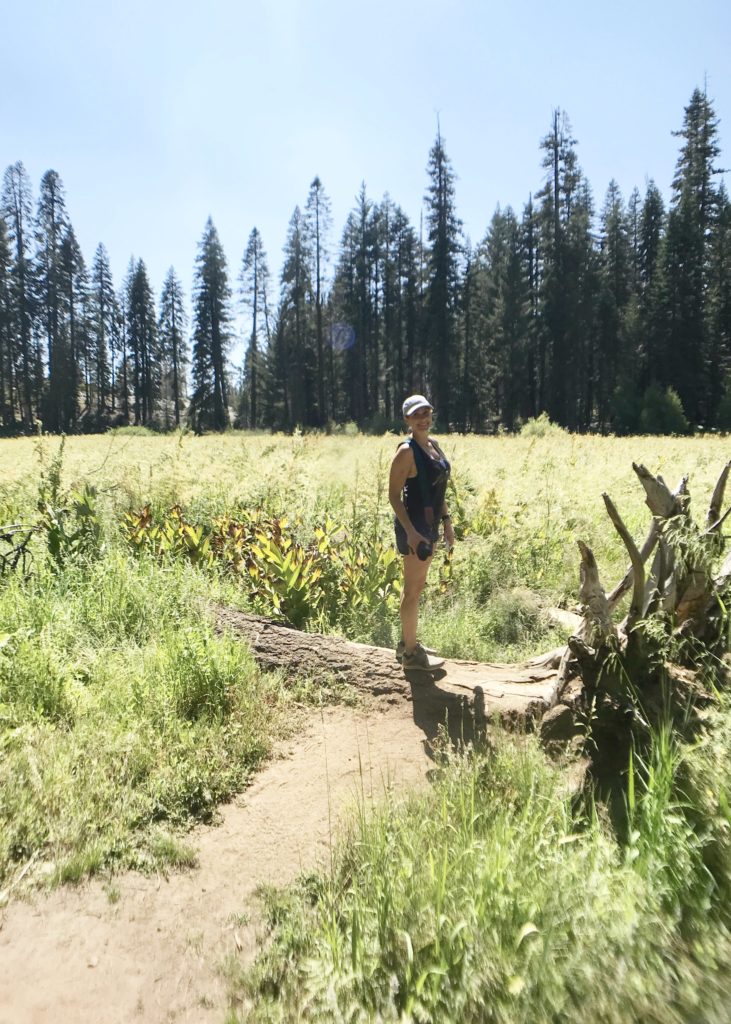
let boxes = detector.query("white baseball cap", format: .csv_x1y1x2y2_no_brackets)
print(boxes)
402,394,433,417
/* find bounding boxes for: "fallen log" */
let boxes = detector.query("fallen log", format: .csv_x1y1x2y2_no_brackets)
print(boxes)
214,606,561,745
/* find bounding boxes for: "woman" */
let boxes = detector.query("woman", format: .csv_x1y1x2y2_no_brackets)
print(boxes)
388,394,455,670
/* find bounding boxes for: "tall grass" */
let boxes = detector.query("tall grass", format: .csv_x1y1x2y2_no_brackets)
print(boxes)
235,715,731,1023
0,543,301,888
3,429,731,1023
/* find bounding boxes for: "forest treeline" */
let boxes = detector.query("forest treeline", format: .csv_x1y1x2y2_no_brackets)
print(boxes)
1,87,730,436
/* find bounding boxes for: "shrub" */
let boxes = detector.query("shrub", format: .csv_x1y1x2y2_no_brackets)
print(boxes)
519,412,568,438
611,375,642,435
639,383,690,435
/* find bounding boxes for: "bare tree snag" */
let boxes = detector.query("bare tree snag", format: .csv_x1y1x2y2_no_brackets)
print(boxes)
632,462,685,518
602,494,645,631
607,520,659,612
707,460,731,529
576,541,614,645
561,462,731,738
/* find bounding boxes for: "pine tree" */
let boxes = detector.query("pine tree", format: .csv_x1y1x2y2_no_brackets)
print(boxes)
481,207,530,430
596,180,631,429
88,243,116,423
377,196,420,423
663,87,724,424
329,187,381,425
459,243,480,431
158,267,188,428
35,169,71,430
709,185,731,420
2,162,36,426
304,177,332,425
57,224,88,430
125,259,159,426
611,186,644,432
390,203,420,409
423,128,462,426
521,195,540,417
117,274,131,422
0,215,15,427
277,206,314,428
329,208,363,424
238,229,270,429
636,180,667,389
536,110,596,429
190,218,232,431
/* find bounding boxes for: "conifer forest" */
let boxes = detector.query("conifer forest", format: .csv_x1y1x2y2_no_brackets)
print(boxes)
1,88,730,437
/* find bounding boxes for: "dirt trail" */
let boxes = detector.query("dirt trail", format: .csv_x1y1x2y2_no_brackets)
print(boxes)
0,699,432,1024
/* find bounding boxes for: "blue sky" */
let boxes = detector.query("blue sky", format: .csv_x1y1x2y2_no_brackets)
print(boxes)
3,0,730,362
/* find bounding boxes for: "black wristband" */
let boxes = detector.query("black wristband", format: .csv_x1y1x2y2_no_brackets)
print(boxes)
441,514,451,522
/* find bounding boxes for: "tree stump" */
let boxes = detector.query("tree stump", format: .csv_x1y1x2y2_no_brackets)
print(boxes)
558,461,731,750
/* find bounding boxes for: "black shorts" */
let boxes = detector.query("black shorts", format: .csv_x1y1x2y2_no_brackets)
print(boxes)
394,517,439,556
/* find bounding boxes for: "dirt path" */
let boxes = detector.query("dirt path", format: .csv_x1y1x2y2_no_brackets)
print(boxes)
0,698,433,1024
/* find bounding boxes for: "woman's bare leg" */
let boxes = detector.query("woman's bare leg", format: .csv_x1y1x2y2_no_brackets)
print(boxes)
400,552,432,652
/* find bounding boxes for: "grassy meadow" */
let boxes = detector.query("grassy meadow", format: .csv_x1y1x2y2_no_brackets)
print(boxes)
2,425,731,1021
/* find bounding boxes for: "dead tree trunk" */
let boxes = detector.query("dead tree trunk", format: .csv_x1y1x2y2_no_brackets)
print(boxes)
559,461,731,733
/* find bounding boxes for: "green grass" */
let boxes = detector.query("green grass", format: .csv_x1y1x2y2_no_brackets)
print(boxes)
232,715,731,1023
2,430,731,1020
0,543,307,889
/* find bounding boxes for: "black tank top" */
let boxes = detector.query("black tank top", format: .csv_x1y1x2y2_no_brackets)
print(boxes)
401,437,451,533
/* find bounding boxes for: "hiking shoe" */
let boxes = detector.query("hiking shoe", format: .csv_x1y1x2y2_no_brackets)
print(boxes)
395,639,438,663
402,641,444,670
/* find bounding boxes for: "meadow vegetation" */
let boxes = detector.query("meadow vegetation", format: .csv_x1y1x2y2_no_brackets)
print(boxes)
2,427,731,1021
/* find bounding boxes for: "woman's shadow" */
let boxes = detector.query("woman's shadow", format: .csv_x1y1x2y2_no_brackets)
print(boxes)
403,667,485,756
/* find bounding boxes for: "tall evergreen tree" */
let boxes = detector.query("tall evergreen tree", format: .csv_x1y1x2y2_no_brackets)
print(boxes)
636,180,667,389
238,229,271,429
57,224,89,429
88,243,115,422
276,206,314,428
190,218,232,431
35,169,71,430
158,267,188,428
423,128,462,426
304,177,332,425
390,203,420,409
0,216,15,426
521,195,541,416
329,208,364,424
709,185,731,419
663,87,724,424
2,162,36,426
719,187,731,371
377,196,420,422
125,259,159,426
596,180,631,429
329,187,380,424
480,207,531,430
536,110,596,429
117,272,131,422
459,242,481,431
